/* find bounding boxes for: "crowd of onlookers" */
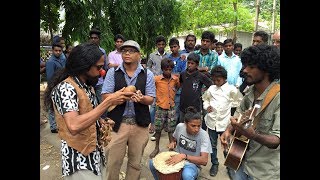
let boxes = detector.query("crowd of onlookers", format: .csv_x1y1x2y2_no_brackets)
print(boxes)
40,28,280,180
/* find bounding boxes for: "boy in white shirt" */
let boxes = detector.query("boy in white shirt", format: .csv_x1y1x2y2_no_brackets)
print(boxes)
202,65,242,177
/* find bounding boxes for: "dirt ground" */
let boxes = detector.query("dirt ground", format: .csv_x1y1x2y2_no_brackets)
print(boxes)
40,83,62,180
39,82,229,180
40,136,63,180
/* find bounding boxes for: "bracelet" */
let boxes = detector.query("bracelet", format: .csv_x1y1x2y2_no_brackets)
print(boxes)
185,154,188,160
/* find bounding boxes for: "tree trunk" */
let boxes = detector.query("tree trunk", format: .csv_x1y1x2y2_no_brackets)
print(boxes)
232,1,238,43
271,0,276,33
254,0,260,31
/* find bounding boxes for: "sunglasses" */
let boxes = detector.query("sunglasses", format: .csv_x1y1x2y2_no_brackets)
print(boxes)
121,49,138,54
95,65,104,70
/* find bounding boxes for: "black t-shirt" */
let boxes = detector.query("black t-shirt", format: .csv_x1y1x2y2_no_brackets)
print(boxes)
179,71,213,112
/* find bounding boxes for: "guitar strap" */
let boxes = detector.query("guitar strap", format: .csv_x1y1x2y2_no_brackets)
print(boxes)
252,83,280,129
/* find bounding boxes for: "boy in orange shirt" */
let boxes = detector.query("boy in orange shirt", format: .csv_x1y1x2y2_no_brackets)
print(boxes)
149,58,180,158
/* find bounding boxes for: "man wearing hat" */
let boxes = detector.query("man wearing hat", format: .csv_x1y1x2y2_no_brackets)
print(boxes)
101,40,156,180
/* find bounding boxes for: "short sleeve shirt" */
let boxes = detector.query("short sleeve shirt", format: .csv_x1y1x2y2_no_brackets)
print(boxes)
51,76,105,177
101,63,156,117
173,123,212,167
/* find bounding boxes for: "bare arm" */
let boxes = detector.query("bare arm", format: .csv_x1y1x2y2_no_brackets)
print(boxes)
63,88,133,135
220,118,236,150
229,118,280,149
165,152,209,166
185,152,209,166
251,132,280,149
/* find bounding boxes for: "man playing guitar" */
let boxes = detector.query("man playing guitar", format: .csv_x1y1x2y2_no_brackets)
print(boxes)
220,44,280,180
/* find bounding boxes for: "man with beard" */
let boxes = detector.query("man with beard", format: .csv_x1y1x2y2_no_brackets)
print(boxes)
101,40,156,180
220,44,280,180
43,42,133,180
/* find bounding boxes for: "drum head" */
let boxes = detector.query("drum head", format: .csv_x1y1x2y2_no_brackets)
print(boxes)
153,151,186,174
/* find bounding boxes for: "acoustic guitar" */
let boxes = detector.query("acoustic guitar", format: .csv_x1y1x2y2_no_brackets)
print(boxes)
224,104,260,171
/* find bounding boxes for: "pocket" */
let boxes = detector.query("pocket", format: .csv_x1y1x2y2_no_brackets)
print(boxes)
256,117,273,132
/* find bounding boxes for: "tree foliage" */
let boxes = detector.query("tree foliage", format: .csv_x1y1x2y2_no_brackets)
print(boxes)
242,0,280,31
40,0,279,53
178,0,280,38
40,0,61,40
177,0,254,38
40,0,181,56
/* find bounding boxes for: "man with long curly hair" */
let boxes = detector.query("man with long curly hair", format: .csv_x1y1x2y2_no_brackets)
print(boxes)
43,42,133,179
221,44,280,180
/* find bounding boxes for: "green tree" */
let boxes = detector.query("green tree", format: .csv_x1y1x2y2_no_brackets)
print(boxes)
61,0,114,50
40,0,61,42
40,0,181,56
178,0,254,39
109,0,181,56
242,0,280,31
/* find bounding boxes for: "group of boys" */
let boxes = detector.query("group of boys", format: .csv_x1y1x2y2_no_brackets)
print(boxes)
45,28,280,180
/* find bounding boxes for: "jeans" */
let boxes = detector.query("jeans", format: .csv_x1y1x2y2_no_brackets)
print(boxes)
233,163,254,180
48,109,57,131
149,159,199,180
208,129,224,165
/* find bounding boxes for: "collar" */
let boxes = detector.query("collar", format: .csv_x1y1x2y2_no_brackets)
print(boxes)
114,49,122,54
194,49,215,56
222,51,236,58
213,82,228,91
156,51,167,56
116,63,146,74
186,70,199,77
70,76,91,90
159,74,178,80
255,81,279,101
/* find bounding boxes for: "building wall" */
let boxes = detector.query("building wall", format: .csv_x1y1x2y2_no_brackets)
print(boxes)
176,30,272,50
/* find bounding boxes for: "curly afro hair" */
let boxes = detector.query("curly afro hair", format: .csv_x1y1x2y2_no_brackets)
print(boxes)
240,44,280,81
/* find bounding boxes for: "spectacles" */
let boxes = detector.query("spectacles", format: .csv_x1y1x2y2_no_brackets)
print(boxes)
272,40,280,43
95,65,104,70
121,49,138,54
